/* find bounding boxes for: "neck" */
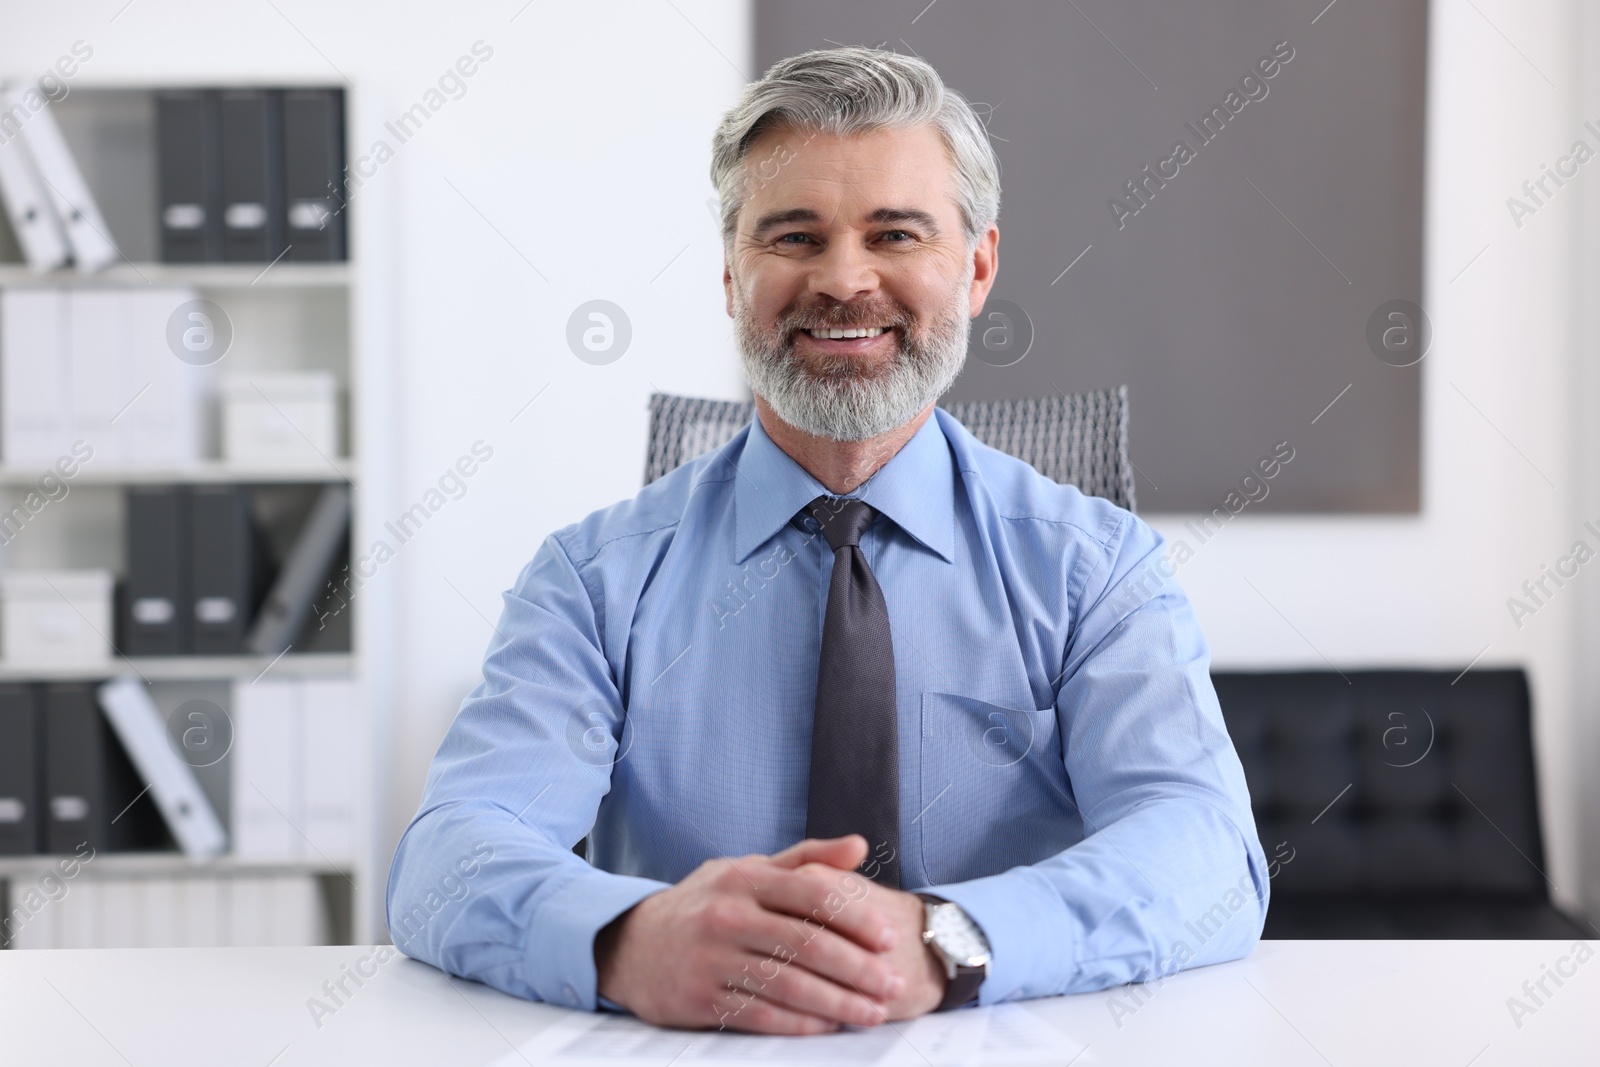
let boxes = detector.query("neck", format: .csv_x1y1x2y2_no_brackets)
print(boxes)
754,396,935,495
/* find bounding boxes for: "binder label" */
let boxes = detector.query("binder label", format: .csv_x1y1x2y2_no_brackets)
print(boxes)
50,795,89,821
132,597,175,624
195,596,237,623
224,202,267,230
162,203,205,229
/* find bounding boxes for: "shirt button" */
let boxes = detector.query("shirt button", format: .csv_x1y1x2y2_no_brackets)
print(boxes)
563,983,580,1006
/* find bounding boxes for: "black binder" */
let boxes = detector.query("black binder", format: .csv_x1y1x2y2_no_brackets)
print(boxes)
282,88,347,261
42,684,168,854
123,486,190,656
156,91,223,262
218,89,286,262
0,684,40,855
189,485,268,655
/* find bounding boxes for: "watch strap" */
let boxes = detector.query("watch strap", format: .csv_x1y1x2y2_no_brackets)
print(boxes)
938,965,985,1012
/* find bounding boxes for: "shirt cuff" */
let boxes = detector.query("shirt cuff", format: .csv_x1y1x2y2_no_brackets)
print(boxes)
922,865,1073,1004
525,867,671,1010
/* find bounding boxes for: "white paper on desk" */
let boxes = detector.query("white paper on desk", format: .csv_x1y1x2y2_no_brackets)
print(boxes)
496,1003,1083,1067
976,1004,1090,1062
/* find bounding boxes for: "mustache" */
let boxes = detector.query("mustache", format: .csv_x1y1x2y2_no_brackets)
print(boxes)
780,305,912,333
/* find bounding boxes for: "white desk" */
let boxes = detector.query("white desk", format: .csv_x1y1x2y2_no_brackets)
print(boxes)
0,940,1592,1065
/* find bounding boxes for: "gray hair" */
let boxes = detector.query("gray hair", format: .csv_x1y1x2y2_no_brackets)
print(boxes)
710,46,1000,254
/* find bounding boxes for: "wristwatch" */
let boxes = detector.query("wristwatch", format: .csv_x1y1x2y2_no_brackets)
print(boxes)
915,893,990,1011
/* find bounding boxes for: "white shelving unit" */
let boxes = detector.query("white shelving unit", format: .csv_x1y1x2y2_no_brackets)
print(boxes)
0,262,354,289
0,83,392,947
0,653,356,683
0,461,359,485
0,852,348,880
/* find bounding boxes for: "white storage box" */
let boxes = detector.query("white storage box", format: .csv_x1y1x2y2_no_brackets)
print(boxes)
0,569,114,664
221,372,339,467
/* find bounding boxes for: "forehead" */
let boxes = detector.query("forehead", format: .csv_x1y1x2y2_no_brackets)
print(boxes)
738,123,959,225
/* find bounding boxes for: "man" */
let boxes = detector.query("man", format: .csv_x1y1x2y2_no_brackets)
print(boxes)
388,45,1268,1035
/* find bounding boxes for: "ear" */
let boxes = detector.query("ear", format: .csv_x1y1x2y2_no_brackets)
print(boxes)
967,223,999,317
724,258,735,318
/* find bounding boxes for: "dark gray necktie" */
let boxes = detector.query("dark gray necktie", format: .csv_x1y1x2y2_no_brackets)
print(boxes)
794,495,901,888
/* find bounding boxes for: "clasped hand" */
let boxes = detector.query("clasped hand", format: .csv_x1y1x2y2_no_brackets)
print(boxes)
594,835,946,1034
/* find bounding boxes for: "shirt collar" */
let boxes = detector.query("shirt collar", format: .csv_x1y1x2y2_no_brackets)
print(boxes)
733,409,956,565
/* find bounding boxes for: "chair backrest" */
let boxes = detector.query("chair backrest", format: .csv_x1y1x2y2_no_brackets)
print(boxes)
644,387,1137,510
1212,668,1550,901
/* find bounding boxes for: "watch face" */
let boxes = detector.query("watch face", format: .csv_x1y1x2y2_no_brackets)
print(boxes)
928,903,991,968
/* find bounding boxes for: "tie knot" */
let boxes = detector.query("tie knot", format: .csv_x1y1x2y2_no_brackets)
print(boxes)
800,496,878,551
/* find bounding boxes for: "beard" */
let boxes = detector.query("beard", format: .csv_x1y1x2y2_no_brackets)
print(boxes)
733,271,973,442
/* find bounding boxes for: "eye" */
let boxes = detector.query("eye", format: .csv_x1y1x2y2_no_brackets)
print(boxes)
880,230,914,242
777,232,814,245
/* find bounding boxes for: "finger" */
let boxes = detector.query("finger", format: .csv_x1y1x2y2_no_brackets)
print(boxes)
726,950,888,1030
736,909,904,1002
750,865,900,953
767,835,867,872
713,990,843,1036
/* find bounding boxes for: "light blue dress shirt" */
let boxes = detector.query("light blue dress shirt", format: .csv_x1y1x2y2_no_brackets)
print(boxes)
388,407,1269,1011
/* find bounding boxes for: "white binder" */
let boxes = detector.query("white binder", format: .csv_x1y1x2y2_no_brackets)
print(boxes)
0,286,206,465
230,676,358,864
230,675,301,859
3,82,118,272
302,677,359,862
96,676,228,859
0,287,69,463
0,83,70,271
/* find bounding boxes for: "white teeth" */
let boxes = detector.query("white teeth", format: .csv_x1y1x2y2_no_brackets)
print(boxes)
805,326,887,339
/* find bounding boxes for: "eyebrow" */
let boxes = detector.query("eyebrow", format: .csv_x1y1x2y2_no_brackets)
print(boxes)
748,206,943,240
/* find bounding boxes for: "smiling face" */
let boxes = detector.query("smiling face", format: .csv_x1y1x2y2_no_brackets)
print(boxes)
725,123,998,442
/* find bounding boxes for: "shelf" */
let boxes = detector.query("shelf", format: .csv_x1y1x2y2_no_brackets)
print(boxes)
0,460,356,485
0,262,353,289
0,652,356,682
0,852,352,879
4,75,383,944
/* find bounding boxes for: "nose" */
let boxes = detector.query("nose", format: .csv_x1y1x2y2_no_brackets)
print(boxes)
807,233,880,305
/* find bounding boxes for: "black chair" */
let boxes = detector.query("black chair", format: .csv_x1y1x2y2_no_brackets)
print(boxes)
1214,668,1591,938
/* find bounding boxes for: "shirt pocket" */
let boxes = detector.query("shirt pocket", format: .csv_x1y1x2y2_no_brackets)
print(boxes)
917,691,1079,886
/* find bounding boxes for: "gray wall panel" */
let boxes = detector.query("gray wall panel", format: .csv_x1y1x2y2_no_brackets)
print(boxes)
754,0,1427,511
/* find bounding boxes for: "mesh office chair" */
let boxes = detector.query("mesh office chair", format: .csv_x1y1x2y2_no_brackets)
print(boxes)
643,387,1138,510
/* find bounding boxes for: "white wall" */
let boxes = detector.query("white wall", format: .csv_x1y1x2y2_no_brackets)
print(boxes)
1574,0,1600,928
0,0,750,938
4,0,1593,929
371,0,754,906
